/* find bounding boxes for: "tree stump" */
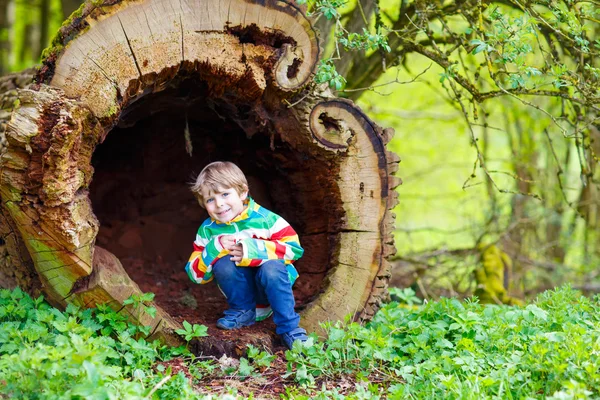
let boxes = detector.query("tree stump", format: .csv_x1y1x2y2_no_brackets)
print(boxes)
0,0,400,355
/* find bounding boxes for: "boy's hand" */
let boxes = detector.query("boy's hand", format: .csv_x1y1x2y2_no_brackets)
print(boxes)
229,244,243,263
220,235,237,250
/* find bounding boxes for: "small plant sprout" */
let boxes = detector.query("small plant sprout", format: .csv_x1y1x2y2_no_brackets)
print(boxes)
246,344,276,371
175,320,209,342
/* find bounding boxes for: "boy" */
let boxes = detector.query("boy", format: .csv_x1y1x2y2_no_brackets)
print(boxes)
185,161,308,348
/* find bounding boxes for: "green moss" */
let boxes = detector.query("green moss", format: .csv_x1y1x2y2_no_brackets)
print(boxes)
345,210,360,227
474,244,523,306
106,104,120,118
1,186,23,203
40,43,63,62
40,1,90,63
41,0,141,63
60,1,88,29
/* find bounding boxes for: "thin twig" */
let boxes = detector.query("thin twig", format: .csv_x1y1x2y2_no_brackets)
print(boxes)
336,64,431,93
146,374,172,398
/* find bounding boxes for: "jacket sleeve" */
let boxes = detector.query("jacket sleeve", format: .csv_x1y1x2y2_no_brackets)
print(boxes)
237,215,304,267
185,227,228,284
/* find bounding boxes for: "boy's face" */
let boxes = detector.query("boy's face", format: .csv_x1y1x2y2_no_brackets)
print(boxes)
201,186,248,223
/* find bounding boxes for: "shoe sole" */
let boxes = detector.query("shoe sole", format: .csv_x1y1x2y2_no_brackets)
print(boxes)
216,320,255,330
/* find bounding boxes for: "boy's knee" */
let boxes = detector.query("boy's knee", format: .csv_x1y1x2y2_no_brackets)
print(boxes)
257,260,287,284
213,257,237,279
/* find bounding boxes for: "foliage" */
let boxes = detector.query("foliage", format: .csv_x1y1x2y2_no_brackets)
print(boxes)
0,287,200,399
299,0,392,90
284,285,600,398
5,286,600,398
389,287,422,306
315,59,348,90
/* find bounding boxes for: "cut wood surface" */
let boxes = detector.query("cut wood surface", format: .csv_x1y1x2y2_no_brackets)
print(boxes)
40,0,320,118
0,0,399,354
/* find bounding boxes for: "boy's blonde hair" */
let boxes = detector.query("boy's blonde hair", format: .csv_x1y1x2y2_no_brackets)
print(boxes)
191,161,249,206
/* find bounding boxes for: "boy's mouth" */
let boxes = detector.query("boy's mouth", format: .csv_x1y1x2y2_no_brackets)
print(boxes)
217,208,231,216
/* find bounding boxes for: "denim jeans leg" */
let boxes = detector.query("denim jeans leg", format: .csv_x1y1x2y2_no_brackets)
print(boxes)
256,260,300,334
213,257,256,311
255,285,269,306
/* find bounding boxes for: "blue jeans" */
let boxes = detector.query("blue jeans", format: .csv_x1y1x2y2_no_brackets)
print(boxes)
213,257,300,334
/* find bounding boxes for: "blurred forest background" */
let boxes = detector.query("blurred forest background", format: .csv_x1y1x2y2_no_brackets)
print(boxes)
1,0,599,303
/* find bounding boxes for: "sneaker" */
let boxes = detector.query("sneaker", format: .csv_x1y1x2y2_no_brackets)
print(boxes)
255,305,273,322
280,327,308,349
216,309,256,330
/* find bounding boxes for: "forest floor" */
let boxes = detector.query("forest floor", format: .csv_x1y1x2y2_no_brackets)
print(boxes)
160,353,375,399
163,354,291,398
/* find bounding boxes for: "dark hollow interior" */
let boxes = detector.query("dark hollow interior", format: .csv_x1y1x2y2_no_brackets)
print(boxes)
89,77,334,325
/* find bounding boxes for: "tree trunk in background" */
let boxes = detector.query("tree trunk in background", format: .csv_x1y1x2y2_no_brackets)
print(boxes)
60,0,82,19
0,0,399,355
39,0,49,60
0,0,10,74
17,24,30,67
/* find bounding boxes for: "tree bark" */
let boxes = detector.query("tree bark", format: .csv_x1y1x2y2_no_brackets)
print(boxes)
0,0,399,355
0,68,37,291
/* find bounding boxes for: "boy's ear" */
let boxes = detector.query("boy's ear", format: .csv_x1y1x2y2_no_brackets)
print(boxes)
240,190,248,201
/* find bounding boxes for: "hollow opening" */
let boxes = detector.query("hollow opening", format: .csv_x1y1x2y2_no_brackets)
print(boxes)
319,113,342,133
89,75,337,327
227,24,295,49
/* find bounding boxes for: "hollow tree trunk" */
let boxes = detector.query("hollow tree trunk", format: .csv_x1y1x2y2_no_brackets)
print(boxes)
0,0,399,355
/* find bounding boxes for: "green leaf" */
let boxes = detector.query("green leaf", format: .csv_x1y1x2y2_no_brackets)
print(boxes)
140,293,155,303
192,324,209,338
526,305,548,321
65,303,79,315
238,358,253,377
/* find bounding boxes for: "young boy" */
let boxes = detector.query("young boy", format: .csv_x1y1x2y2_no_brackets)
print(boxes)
185,161,308,348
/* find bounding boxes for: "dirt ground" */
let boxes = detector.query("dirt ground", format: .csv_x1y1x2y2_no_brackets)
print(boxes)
158,353,384,399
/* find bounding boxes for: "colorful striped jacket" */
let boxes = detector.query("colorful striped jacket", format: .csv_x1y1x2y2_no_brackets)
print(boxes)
185,198,304,285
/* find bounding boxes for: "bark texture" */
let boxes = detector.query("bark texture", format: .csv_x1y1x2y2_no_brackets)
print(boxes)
0,68,38,291
0,0,399,353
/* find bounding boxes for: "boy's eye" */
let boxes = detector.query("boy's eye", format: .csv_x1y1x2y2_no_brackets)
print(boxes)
222,192,229,197
206,198,214,203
